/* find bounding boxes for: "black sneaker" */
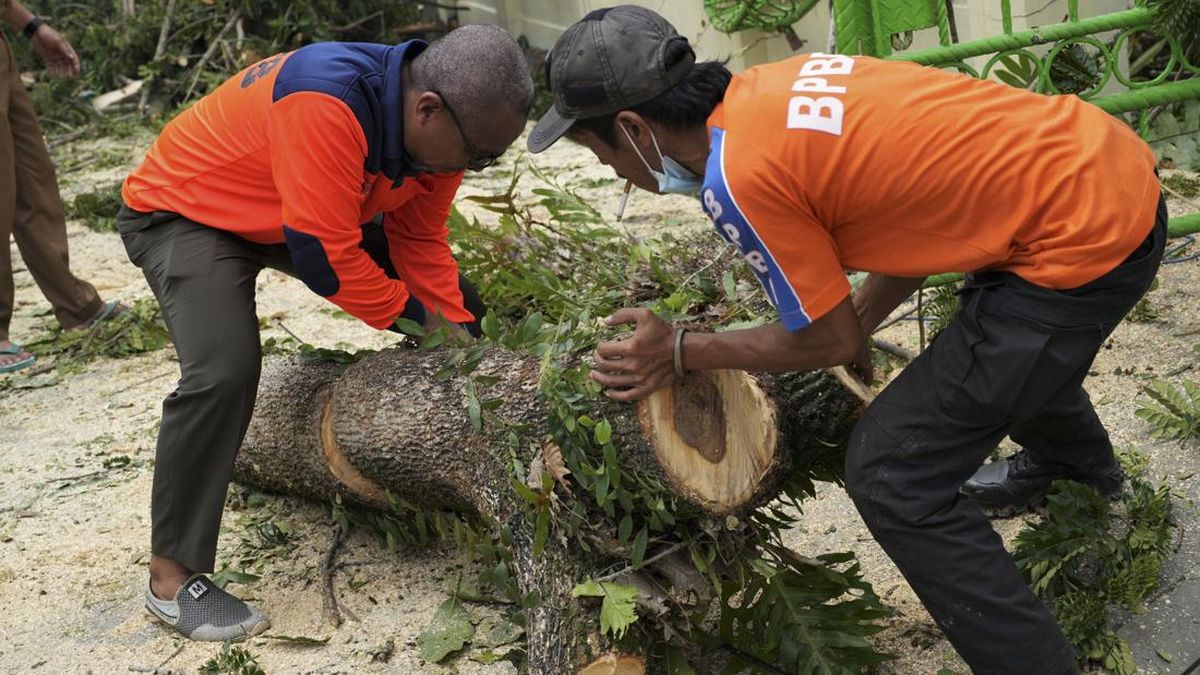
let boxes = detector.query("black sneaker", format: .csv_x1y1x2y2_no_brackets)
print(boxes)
960,449,1126,517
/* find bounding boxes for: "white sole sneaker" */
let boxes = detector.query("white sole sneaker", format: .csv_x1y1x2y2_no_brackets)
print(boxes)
144,574,270,642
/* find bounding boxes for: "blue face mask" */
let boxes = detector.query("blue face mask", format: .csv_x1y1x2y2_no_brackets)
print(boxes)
621,124,703,196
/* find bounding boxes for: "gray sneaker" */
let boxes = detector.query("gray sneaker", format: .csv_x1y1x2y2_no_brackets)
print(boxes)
144,574,270,641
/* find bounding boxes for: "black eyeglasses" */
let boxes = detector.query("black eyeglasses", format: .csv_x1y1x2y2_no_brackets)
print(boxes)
435,91,502,172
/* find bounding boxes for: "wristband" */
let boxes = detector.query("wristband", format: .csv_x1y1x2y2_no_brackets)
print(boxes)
22,16,45,39
673,327,688,379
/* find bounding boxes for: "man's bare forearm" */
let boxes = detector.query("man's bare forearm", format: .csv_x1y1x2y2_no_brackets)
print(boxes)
4,1,35,31
851,273,926,335
683,296,863,373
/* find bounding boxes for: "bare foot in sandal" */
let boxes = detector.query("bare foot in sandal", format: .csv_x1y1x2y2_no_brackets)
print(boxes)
0,340,35,373
64,299,129,332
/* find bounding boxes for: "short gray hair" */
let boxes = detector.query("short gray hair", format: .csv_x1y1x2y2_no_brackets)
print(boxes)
413,24,535,131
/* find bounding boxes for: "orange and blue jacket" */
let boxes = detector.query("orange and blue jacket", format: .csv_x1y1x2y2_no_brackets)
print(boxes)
123,40,470,329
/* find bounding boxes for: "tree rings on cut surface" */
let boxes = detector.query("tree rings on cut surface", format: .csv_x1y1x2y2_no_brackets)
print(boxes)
578,653,646,675
639,370,780,515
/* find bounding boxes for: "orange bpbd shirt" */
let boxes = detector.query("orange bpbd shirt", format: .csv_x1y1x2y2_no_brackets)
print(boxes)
123,41,472,330
702,53,1161,330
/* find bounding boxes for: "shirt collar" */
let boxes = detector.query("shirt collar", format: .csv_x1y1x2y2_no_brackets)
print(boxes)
381,40,428,187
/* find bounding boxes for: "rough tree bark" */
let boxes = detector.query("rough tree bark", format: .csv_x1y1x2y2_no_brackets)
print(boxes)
235,346,867,674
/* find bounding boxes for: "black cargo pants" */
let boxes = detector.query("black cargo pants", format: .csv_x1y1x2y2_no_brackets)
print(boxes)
845,195,1167,674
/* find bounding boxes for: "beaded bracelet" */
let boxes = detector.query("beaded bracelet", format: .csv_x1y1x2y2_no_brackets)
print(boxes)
673,327,688,379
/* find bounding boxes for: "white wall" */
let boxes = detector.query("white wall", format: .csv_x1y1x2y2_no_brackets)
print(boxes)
458,0,1134,73
458,0,834,72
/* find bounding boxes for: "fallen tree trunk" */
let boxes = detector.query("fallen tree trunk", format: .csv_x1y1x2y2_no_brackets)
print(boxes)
235,345,867,673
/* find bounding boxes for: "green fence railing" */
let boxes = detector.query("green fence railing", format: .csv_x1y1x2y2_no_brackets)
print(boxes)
833,0,1200,237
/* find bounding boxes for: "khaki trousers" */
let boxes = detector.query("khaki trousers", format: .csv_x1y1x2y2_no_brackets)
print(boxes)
0,34,101,341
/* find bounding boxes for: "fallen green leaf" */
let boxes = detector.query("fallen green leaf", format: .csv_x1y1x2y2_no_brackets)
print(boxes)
417,597,475,663
210,566,261,588
473,615,523,648
571,580,639,639
472,650,502,665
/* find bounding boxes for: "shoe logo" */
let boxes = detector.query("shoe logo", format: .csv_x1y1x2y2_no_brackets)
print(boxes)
186,579,210,601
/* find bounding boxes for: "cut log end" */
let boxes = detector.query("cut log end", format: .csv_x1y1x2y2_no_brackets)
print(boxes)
639,370,780,515
578,654,647,675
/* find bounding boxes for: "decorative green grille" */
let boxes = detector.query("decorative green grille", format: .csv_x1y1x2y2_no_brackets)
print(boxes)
704,0,821,33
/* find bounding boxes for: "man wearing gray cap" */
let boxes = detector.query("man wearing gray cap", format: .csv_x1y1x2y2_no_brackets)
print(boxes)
529,5,1165,674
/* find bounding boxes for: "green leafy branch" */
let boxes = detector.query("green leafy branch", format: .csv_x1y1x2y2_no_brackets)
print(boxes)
440,164,893,672
1013,448,1177,674
25,297,170,374
1136,378,1200,442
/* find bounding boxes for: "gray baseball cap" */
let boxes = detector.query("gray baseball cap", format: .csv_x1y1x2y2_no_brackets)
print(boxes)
527,5,695,153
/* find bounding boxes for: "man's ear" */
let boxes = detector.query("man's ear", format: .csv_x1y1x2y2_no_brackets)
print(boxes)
413,91,445,124
614,111,650,145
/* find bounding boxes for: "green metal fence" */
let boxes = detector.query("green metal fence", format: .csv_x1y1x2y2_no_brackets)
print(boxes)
832,0,1200,237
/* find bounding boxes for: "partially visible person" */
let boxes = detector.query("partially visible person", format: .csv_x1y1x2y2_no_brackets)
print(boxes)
1,1,123,373
120,24,533,641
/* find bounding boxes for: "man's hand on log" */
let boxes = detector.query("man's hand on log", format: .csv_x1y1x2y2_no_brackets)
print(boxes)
422,314,473,345
591,308,676,402
850,342,875,385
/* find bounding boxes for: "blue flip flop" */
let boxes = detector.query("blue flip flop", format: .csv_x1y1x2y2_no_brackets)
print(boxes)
0,342,35,373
